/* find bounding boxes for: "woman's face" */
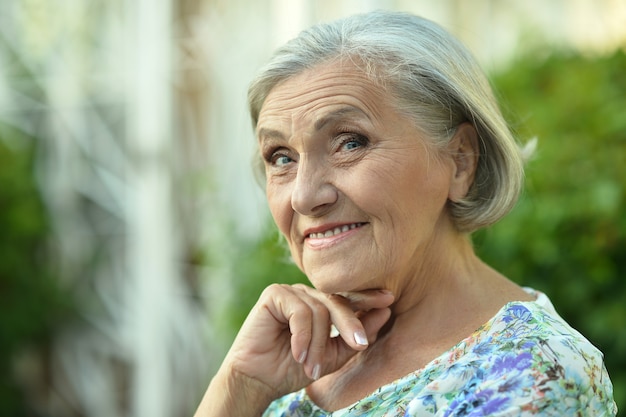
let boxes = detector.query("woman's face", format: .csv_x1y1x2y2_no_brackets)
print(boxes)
257,61,458,295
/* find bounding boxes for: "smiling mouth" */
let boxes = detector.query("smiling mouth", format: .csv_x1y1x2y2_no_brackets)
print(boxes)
307,222,367,239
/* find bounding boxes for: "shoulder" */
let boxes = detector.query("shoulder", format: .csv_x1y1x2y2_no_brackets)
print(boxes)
407,289,617,416
262,290,618,416
490,289,605,371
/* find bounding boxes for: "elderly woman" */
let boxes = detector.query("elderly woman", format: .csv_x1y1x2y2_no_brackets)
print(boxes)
196,10,616,416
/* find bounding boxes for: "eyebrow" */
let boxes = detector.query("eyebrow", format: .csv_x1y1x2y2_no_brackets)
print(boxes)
257,127,285,142
257,105,370,143
314,106,370,131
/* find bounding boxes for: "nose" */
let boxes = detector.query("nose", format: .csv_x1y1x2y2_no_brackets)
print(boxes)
291,156,338,216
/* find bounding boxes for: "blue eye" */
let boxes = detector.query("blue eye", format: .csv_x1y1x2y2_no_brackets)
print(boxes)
271,153,294,167
263,146,295,167
275,155,293,166
339,134,368,151
343,140,361,150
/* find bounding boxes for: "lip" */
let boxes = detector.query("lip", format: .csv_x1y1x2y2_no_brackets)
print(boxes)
303,222,367,247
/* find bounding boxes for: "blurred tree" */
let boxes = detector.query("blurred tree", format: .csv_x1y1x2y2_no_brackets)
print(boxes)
0,123,74,416
224,50,626,410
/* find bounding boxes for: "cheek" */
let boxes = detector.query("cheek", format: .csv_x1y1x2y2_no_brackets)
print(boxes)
354,157,450,222
267,185,306,271
266,184,294,239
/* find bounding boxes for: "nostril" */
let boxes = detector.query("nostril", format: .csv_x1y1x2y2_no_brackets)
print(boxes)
291,166,338,216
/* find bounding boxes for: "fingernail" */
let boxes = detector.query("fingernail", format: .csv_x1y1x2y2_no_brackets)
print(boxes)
312,364,321,380
354,331,368,346
298,350,308,364
378,290,394,296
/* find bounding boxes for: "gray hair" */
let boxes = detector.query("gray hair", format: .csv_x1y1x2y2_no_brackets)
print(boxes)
248,10,525,233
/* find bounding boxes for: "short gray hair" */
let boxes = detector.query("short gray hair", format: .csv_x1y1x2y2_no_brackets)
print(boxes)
248,10,525,233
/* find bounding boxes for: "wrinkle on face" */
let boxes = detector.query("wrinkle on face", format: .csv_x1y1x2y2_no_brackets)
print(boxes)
258,66,387,143
257,60,456,295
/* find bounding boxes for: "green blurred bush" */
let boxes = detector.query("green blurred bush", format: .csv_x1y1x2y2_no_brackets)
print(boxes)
477,49,626,409
227,51,625,410
227,229,307,334
0,123,73,416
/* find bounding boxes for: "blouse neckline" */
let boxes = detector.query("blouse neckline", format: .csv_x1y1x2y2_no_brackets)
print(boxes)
301,288,547,414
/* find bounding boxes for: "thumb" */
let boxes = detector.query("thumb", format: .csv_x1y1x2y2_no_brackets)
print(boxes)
360,307,392,344
327,307,392,374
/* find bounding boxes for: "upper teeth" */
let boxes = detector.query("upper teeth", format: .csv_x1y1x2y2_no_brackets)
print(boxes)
309,223,363,239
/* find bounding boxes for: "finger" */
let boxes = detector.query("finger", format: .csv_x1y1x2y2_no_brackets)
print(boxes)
325,294,373,350
254,285,310,369
330,307,392,369
287,285,395,356
360,307,393,343
291,285,362,350
287,300,314,366
324,290,394,349
333,304,392,350
333,289,395,311
258,284,323,372
300,297,331,380
293,286,394,351
292,284,394,311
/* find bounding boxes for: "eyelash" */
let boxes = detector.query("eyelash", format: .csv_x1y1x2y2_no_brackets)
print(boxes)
262,132,369,167
263,148,293,167
336,132,369,151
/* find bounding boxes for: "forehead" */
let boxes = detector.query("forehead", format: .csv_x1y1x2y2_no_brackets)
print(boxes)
257,61,391,132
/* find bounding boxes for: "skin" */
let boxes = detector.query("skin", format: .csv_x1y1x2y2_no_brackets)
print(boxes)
195,60,533,416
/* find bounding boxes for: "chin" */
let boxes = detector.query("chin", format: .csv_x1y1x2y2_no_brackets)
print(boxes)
308,280,343,295
307,270,373,295
307,273,350,295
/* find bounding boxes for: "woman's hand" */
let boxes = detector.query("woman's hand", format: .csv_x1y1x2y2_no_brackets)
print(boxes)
195,284,394,416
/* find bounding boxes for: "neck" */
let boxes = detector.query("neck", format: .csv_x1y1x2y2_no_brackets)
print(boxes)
390,218,478,315
305,219,533,411
378,220,520,352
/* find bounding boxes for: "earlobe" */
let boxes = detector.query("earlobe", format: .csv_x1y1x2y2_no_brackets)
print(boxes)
448,123,479,202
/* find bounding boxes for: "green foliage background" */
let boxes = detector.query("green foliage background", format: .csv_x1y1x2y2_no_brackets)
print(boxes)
478,50,626,409
0,123,73,416
1,49,623,414
228,51,626,409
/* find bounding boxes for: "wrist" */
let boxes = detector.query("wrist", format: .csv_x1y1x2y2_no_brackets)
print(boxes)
195,363,278,417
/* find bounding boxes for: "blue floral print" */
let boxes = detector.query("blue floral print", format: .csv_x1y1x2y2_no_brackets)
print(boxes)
262,289,617,416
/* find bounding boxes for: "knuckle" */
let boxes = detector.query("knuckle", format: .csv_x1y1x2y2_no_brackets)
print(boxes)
291,302,313,319
261,283,280,295
292,325,311,340
309,300,330,319
260,283,288,298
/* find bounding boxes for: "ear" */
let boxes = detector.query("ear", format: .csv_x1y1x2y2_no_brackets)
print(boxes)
447,123,479,202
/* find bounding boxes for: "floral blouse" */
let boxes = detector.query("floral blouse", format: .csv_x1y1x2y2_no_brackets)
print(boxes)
263,289,617,416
